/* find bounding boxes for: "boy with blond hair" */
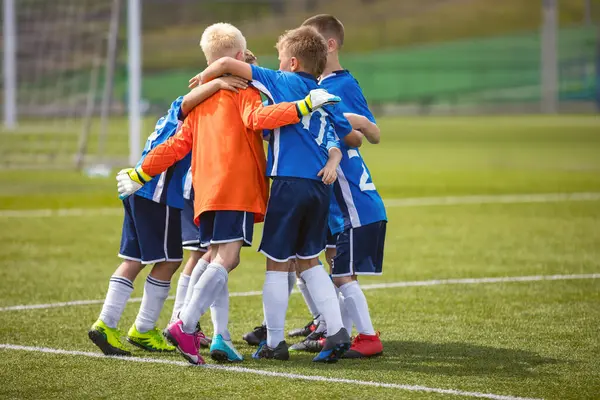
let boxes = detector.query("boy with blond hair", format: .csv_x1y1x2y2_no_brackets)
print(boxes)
195,25,363,363
89,72,247,356
117,23,340,365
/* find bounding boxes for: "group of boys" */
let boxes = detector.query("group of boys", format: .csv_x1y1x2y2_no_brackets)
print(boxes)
88,14,387,366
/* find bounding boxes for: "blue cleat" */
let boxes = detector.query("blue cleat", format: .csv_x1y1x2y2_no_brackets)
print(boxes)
210,334,243,363
313,328,350,363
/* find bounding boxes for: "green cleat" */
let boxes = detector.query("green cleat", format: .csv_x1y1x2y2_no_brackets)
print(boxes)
127,324,175,352
88,319,131,356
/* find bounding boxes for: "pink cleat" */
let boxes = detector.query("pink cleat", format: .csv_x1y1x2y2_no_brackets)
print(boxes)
163,319,205,365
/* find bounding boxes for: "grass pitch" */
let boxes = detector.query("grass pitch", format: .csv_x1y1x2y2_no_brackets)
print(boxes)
0,115,599,399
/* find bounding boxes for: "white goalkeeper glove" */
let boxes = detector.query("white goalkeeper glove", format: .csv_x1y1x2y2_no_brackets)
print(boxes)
295,88,341,116
116,167,151,200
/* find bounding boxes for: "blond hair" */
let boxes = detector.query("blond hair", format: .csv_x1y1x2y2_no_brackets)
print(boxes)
276,26,327,77
200,23,247,63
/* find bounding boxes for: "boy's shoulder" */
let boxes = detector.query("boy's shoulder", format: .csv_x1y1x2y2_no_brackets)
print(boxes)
322,70,362,90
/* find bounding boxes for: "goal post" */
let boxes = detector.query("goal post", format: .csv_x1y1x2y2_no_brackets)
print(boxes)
3,0,17,130
1,0,142,171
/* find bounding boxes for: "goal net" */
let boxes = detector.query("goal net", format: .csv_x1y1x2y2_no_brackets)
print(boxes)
1,0,124,170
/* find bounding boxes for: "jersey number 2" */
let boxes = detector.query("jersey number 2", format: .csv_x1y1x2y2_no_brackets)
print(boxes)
348,149,376,191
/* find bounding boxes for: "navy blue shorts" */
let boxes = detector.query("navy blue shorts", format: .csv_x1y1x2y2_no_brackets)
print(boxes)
199,210,254,248
119,195,183,264
181,196,207,252
332,221,386,277
259,177,330,262
326,229,339,249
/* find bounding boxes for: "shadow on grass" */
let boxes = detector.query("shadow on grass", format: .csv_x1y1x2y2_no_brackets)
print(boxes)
370,340,562,377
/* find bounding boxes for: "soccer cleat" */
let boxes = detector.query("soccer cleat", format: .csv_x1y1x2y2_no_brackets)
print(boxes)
242,324,267,346
288,319,318,337
195,322,212,348
313,328,351,363
163,319,205,365
252,340,290,361
88,319,131,356
289,330,326,353
170,316,211,348
343,332,383,359
210,334,243,363
126,325,175,352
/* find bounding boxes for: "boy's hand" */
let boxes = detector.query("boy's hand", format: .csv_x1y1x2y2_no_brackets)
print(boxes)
296,89,341,116
189,73,202,89
318,163,338,185
214,76,249,93
116,167,151,200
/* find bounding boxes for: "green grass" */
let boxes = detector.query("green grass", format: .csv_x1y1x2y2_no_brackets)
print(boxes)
1,115,600,399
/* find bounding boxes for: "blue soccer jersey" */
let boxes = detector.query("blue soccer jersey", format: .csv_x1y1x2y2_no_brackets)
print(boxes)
135,97,191,209
320,70,387,229
250,65,352,181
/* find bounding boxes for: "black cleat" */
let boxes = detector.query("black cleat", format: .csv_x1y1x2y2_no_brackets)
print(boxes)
252,340,289,361
288,318,318,337
313,328,351,363
242,324,267,346
289,329,326,353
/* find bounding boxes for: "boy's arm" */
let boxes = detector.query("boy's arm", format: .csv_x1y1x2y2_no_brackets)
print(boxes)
343,112,380,144
238,90,299,131
197,57,253,85
181,76,248,116
239,89,341,131
343,130,364,148
140,123,193,177
116,125,193,199
318,147,342,185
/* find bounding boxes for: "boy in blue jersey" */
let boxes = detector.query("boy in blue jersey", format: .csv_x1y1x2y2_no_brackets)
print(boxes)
301,14,385,358
197,26,364,362
88,75,247,356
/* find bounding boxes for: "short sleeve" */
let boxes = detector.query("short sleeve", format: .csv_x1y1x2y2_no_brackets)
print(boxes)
250,65,281,100
325,103,353,139
325,123,340,151
346,81,376,123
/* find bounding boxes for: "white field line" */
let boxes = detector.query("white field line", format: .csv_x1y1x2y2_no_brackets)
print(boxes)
384,192,600,207
1,192,600,218
0,343,542,400
1,273,598,313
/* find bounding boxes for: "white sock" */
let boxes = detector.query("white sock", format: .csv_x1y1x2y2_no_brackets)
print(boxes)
170,274,190,323
135,275,171,333
263,271,289,348
339,281,375,335
297,276,320,319
338,290,354,334
180,263,228,333
182,259,209,310
210,281,230,341
300,265,343,336
287,272,296,297
99,275,134,328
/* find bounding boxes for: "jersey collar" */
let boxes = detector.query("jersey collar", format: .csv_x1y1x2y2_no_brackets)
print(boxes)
295,71,318,82
319,69,349,83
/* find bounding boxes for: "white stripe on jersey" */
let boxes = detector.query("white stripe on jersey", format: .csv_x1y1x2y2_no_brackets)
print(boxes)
152,172,166,203
271,127,281,176
250,80,281,176
336,166,361,228
183,168,193,199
